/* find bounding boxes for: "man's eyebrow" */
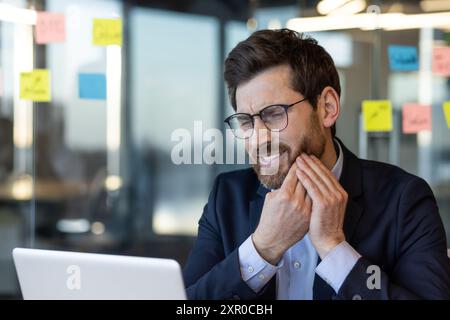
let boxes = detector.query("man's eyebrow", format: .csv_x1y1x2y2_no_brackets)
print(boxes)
238,101,282,113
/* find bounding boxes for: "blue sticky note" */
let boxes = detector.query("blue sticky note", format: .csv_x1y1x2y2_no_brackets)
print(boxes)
388,45,419,71
79,73,106,100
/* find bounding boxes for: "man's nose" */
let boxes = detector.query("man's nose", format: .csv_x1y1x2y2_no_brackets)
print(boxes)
253,116,268,133
251,117,271,145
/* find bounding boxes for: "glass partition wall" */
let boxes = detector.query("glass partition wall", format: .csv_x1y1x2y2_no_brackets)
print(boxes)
0,0,448,298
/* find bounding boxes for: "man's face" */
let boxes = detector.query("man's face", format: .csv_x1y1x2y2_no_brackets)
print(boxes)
235,64,327,190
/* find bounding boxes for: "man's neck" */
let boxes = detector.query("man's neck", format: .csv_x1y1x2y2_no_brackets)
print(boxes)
320,137,338,171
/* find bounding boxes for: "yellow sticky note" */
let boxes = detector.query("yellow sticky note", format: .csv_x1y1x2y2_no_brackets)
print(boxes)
92,18,122,46
20,69,51,102
362,100,393,132
443,102,450,129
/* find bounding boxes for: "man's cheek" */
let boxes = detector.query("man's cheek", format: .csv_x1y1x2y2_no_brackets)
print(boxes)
244,144,258,164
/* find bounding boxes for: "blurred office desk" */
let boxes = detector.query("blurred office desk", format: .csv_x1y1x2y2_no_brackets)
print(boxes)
0,176,87,298
0,176,88,202
0,175,89,243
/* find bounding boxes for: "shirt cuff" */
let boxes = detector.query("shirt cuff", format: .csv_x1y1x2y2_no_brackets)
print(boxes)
315,241,361,293
238,235,283,293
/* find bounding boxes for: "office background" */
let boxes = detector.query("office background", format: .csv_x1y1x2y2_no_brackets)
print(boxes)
0,0,449,298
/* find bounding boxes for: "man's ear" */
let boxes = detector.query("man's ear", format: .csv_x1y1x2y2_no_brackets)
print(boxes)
318,86,340,131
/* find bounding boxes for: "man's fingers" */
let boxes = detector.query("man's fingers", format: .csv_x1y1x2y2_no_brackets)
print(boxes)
309,155,340,188
294,179,306,201
296,156,330,194
310,155,345,193
280,162,298,193
296,168,323,201
300,155,335,192
305,194,312,212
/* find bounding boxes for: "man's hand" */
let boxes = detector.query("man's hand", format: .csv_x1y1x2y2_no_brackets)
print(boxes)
252,163,312,265
296,154,348,260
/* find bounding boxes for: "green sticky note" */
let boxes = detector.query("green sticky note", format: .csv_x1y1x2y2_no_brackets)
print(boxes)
444,32,450,46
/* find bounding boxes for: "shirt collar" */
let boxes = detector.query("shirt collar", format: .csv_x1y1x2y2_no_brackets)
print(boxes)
331,138,344,180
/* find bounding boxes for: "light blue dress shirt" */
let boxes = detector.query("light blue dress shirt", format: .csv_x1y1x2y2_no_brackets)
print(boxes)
238,140,362,299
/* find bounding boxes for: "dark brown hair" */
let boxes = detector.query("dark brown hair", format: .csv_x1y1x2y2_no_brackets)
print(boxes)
224,28,340,137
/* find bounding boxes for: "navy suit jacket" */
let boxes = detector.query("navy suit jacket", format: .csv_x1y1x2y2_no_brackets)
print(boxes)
183,138,450,300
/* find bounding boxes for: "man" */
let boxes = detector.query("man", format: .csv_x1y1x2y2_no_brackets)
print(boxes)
183,29,450,299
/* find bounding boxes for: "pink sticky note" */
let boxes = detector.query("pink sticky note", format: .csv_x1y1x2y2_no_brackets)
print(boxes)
432,47,450,76
35,12,66,44
402,103,432,134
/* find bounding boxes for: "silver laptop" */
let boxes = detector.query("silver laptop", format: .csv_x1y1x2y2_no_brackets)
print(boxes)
12,247,187,300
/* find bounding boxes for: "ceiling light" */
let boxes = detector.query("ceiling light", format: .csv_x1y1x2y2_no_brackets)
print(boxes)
329,0,367,16
420,0,450,12
317,0,350,15
0,3,36,25
287,12,450,32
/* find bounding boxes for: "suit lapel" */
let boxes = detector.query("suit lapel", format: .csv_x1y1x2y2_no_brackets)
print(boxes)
248,183,277,299
343,198,363,242
248,184,270,235
336,138,364,243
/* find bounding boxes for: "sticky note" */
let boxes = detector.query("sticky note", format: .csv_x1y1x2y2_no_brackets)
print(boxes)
388,45,419,71
92,18,122,46
432,47,450,76
443,102,450,129
362,100,393,132
402,104,431,134
79,73,106,100
445,32,450,46
35,12,66,44
20,69,51,102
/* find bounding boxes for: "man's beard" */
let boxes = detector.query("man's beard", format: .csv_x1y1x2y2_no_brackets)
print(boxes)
252,112,327,190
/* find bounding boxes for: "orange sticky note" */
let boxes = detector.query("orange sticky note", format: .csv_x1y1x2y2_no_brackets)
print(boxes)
35,12,66,44
432,47,450,76
402,104,432,134
443,102,450,129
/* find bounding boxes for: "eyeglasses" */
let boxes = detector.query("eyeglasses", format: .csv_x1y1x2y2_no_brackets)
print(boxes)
224,97,309,139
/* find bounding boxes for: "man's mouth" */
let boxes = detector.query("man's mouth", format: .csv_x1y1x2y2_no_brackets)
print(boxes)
258,150,287,168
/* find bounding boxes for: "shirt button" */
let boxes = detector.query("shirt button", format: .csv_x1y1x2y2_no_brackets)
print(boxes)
258,274,265,280
293,261,301,269
247,266,254,273
352,294,362,300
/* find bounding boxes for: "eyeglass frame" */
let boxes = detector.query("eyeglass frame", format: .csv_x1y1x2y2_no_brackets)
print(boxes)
224,97,309,139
